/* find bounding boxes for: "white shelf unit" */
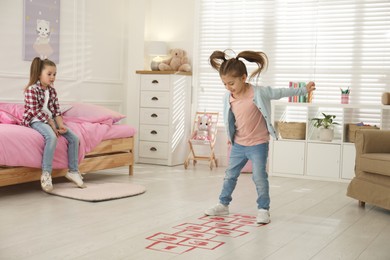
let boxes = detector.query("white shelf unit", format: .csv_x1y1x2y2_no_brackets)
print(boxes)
136,71,192,166
270,101,390,181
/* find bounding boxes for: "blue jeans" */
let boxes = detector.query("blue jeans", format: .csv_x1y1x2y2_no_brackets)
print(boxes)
219,142,270,210
31,121,79,174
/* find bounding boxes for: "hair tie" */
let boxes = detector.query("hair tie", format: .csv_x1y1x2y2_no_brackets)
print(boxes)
224,49,236,60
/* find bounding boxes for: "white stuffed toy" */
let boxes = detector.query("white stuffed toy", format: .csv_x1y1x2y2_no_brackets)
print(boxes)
192,113,213,141
158,48,191,72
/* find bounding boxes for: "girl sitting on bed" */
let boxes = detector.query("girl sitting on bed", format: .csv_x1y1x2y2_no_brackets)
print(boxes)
22,57,85,192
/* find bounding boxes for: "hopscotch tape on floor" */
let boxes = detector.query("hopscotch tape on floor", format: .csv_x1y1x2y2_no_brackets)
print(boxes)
145,214,265,255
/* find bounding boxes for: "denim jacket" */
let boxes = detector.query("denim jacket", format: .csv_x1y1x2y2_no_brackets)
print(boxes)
223,84,307,144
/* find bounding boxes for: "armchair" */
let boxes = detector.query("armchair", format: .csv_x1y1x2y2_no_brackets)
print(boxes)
347,129,390,210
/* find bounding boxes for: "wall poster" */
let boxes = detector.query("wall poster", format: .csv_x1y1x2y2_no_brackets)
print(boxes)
23,0,60,63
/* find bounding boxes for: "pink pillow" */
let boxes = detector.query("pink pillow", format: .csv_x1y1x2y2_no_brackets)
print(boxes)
63,103,126,124
0,111,19,124
0,103,24,124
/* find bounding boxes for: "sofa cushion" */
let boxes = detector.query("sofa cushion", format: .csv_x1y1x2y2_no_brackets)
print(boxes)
361,153,390,177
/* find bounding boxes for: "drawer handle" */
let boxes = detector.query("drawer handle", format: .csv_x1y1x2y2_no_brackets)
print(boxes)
150,147,157,152
151,97,159,101
151,113,158,118
152,80,159,84
150,130,157,135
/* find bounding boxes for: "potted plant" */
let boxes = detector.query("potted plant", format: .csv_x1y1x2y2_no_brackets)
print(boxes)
311,113,340,141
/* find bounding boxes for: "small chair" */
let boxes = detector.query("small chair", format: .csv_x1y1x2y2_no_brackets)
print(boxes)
184,112,219,170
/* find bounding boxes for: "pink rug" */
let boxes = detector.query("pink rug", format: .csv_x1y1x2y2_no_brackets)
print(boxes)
47,182,146,202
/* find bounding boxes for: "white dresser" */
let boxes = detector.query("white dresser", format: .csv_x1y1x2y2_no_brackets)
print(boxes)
136,71,192,166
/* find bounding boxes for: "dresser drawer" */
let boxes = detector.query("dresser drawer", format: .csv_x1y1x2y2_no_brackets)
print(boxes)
139,141,168,159
140,91,170,108
139,125,169,142
141,75,170,91
140,108,169,125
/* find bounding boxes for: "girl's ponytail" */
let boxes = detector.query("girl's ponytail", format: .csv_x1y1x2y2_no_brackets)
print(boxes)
209,50,227,71
236,51,268,80
25,57,42,91
209,49,268,80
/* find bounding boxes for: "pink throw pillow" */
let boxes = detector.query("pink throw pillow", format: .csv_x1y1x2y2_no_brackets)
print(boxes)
63,103,126,124
0,103,24,124
0,111,19,124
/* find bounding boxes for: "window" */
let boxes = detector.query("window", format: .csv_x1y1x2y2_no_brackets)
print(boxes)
194,0,390,123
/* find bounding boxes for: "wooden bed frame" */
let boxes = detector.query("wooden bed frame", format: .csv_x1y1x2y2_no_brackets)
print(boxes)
0,137,134,187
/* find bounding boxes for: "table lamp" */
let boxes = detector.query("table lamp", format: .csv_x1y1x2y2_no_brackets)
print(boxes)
148,41,168,71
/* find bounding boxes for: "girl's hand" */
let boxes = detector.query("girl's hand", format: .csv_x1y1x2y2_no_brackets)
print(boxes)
306,81,316,93
58,126,68,135
48,119,59,137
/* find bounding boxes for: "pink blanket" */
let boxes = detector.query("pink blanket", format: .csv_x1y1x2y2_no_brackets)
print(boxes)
0,117,132,169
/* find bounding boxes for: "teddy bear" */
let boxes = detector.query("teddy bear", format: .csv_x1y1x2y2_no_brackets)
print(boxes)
191,113,213,141
158,48,191,72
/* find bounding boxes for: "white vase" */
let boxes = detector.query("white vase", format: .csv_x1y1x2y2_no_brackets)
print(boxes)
319,128,334,142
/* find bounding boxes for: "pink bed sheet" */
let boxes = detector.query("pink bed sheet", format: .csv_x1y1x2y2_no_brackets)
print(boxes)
0,118,136,169
103,124,137,140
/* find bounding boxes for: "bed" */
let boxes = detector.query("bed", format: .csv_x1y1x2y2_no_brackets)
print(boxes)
0,102,136,187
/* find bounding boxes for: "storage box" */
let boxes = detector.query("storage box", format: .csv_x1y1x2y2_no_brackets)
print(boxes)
347,123,379,143
276,122,306,140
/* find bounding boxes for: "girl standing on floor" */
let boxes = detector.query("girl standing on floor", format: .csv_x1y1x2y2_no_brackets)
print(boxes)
22,57,85,192
205,50,316,224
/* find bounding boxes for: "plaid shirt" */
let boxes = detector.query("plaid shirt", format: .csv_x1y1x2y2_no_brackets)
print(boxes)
22,83,62,127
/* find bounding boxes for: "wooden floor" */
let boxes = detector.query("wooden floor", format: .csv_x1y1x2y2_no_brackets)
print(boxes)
1,164,389,260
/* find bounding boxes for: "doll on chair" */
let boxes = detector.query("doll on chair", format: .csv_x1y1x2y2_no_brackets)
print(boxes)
191,113,213,141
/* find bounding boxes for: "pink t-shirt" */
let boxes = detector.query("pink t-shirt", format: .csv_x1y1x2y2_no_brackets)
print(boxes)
230,86,270,146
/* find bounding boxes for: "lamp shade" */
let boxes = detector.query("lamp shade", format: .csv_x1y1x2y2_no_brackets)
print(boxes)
147,41,168,56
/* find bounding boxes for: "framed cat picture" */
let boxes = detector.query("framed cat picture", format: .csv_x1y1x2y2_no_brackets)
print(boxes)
23,0,60,63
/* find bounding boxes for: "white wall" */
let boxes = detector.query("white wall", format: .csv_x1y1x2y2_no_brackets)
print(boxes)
144,0,195,64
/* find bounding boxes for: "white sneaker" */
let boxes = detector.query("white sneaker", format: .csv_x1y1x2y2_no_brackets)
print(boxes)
257,209,270,224
205,203,229,216
41,172,53,192
65,171,86,188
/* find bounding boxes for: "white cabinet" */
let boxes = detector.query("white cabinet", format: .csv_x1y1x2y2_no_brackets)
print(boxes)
270,101,390,181
272,141,305,175
136,71,192,166
306,143,340,179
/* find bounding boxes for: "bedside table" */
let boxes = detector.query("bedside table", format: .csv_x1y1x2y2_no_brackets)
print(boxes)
136,71,192,166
